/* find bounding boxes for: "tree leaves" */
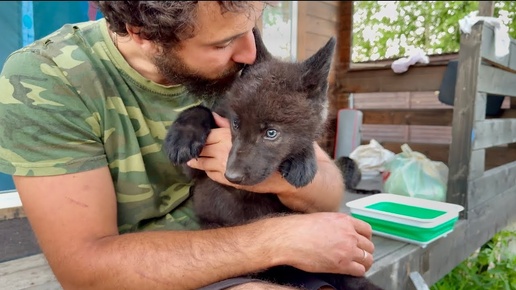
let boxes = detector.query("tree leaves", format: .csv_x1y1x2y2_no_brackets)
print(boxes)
353,1,516,62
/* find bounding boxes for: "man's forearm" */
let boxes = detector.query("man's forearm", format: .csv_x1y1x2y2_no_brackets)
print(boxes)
55,221,284,290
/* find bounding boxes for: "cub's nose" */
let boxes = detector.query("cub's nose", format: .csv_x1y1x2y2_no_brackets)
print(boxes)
225,169,245,184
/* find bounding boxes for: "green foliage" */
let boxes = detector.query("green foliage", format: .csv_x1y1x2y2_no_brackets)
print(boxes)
353,1,516,62
431,230,516,290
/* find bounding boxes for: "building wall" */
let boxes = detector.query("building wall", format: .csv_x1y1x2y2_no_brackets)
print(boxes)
296,1,340,154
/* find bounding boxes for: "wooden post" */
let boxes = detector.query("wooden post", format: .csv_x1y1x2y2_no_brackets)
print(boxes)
478,1,494,17
446,22,486,219
337,1,353,71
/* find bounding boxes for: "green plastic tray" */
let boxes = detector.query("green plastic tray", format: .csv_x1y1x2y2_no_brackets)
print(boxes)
352,212,458,242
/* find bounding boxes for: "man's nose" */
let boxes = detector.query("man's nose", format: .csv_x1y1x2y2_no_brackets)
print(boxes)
231,30,257,65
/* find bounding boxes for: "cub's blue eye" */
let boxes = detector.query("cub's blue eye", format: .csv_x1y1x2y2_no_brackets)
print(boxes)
265,129,278,140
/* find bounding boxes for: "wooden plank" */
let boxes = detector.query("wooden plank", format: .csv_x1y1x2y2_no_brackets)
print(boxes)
477,147,516,170
362,125,408,143
410,91,451,109
446,22,484,217
0,254,49,276
478,1,494,16
469,149,485,180
511,40,516,72
337,65,448,93
304,16,337,38
473,118,516,149
352,91,451,110
320,1,339,7
409,126,452,144
305,32,337,52
25,281,62,290
478,64,516,97
306,1,338,22
474,92,487,122
0,254,61,290
354,92,410,109
499,108,516,119
366,243,421,289
1,207,25,221
479,23,511,71
336,1,353,70
362,125,451,145
469,160,516,210
480,22,516,72
1,191,25,221
296,1,308,61
349,53,458,71
362,109,453,126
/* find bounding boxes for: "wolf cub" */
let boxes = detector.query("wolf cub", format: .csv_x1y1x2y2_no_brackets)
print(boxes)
164,29,383,290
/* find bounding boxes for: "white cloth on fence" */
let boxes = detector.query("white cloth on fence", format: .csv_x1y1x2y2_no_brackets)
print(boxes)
458,11,510,58
391,48,430,74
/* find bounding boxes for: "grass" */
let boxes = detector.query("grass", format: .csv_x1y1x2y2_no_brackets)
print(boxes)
431,230,516,290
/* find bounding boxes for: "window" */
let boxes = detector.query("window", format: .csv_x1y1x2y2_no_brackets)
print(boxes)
261,1,298,61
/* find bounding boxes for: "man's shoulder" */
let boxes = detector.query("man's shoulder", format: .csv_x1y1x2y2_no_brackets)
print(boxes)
1,19,114,93
5,19,104,66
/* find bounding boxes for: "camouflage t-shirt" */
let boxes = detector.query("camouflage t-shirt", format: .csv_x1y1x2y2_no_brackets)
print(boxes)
0,19,205,233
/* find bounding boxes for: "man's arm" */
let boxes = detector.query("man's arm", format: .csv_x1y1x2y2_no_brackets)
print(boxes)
16,167,372,290
16,167,273,289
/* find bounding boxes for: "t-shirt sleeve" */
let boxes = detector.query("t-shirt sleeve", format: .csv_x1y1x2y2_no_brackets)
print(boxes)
0,50,107,176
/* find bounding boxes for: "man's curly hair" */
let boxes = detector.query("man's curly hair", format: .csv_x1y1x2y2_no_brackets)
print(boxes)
92,1,259,49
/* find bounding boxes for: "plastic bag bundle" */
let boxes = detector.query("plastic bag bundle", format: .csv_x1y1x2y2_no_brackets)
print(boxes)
349,139,395,174
383,144,449,202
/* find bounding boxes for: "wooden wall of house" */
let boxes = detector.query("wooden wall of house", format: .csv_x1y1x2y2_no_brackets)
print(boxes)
295,1,342,154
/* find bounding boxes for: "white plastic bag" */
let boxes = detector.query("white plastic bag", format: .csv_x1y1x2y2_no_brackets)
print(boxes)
383,144,448,202
349,139,395,174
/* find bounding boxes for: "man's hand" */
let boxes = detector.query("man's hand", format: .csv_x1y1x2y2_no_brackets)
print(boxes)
272,212,375,277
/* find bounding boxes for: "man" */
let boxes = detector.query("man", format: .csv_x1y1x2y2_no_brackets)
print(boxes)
0,2,375,289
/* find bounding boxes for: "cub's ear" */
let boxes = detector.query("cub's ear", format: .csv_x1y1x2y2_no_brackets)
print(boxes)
252,27,272,64
301,37,336,97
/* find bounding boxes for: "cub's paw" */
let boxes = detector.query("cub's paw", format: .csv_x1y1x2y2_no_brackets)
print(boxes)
279,150,317,188
164,106,216,164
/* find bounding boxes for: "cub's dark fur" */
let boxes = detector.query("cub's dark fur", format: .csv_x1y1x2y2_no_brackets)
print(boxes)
335,156,381,194
164,29,382,290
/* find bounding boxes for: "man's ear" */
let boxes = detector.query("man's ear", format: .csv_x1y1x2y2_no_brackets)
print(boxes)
125,24,144,44
252,27,272,64
124,24,159,53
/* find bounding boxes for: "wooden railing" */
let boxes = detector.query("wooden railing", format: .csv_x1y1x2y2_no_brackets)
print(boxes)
447,20,516,218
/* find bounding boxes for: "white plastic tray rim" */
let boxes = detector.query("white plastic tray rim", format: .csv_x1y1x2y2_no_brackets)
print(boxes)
346,193,464,227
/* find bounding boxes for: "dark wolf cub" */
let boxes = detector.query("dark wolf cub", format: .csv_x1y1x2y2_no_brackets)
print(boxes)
164,29,382,290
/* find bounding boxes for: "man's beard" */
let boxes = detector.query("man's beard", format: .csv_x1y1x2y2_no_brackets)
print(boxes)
154,51,245,100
